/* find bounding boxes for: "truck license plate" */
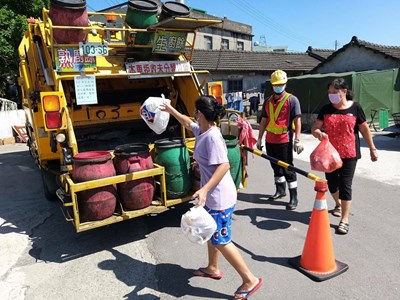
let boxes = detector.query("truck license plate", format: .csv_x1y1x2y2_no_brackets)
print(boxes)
79,42,109,56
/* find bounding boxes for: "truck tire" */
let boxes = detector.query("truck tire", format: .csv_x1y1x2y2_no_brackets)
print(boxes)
41,165,60,201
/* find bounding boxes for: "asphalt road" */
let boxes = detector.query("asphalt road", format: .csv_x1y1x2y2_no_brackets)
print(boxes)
0,132,399,300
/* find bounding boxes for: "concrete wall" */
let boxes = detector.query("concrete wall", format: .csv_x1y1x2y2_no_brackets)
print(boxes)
192,32,252,51
0,110,25,139
315,46,400,73
189,10,252,51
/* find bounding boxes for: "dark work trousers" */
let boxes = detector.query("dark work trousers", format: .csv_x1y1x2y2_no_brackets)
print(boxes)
266,141,296,183
249,97,259,115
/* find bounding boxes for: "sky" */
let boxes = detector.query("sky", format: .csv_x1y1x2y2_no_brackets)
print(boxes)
86,0,400,52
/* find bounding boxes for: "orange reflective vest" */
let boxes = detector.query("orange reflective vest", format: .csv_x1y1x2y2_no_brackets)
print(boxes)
266,93,292,134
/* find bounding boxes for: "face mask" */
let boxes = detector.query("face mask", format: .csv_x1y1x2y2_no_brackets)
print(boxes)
328,93,341,104
273,86,285,94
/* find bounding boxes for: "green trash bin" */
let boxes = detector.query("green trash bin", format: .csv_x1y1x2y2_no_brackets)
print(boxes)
153,137,191,199
223,135,242,189
378,108,389,129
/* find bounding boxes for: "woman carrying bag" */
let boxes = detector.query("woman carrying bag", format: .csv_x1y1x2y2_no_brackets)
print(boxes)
311,78,378,235
160,95,263,299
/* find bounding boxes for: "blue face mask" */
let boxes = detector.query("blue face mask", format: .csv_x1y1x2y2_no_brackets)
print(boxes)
273,86,285,94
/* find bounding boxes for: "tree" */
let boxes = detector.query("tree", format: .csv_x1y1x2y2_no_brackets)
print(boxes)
0,0,49,97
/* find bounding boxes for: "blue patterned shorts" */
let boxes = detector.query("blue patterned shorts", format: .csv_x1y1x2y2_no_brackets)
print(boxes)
204,205,235,245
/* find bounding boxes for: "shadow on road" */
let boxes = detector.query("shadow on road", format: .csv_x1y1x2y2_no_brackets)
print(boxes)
361,131,400,151
236,192,312,226
233,241,293,269
0,150,192,264
26,203,192,263
98,248,230,299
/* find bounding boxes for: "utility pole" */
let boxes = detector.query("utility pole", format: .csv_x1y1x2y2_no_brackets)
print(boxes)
260,35,266,46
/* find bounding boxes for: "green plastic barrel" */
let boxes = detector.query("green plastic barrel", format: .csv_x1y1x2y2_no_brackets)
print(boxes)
154,138,191,199
378,108,389,129
223,135,242,189
125,0,159,46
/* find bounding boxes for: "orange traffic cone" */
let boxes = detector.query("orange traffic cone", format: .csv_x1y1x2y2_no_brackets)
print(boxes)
288,179,348,281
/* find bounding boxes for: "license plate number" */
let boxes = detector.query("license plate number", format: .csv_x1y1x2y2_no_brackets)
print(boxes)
79,42,109,56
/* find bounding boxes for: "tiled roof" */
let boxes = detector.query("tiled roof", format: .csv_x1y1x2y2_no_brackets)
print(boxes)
354,37,400,59
310,36,400,72
306,46,335,60
191,49,322,72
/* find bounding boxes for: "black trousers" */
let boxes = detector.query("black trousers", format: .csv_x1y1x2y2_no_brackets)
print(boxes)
266,141,296,183
249,97,259,115
325,158,357,201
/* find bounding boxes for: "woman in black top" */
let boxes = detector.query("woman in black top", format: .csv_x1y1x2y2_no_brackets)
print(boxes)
311,78,378,234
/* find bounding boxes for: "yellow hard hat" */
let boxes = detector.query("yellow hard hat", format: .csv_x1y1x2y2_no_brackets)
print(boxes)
270,70,288,85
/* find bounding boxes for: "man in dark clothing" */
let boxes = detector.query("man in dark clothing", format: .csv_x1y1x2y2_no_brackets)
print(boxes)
256,70,304,210
249,95,260,116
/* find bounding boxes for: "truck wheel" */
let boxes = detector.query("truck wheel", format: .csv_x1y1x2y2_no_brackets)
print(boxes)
41,168,59,201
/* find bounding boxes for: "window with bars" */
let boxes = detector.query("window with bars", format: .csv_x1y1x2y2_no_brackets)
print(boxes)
221,39,229,50
228,79,243,92
237,41,244,51
204,36,213,50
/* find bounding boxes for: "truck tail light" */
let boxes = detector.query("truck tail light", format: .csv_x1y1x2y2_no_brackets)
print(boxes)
41,93,65,130
43,95,60,112
45,112,62,129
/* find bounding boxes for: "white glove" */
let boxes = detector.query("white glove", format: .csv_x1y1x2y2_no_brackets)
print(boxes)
256,138,263,150
293,139,304,154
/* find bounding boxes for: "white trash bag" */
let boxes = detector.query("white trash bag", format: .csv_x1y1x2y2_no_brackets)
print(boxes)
140,95,170,134
181,206,217,245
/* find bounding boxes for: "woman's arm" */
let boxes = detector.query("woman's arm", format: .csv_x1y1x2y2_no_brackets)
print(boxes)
159,101,193,131
311,119,328,140
358,122,378,162
192,162,230,206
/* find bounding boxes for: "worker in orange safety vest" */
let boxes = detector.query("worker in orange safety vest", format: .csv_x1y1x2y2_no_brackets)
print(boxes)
256,70,304,210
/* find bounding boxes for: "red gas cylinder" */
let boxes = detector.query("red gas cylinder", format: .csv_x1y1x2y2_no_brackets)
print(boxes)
49,0,88,44
72,151,117,222
114,144,154,210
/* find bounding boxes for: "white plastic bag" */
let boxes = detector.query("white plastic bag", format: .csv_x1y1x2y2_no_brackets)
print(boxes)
140,95,170,134
180,206,217,245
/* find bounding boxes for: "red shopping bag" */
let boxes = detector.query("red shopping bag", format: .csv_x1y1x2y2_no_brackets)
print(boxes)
310,138,343,173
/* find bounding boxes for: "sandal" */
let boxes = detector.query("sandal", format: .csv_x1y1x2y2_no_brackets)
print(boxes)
193,268,224,280
234,278,263,299
337,222,349,234
332,205,342,217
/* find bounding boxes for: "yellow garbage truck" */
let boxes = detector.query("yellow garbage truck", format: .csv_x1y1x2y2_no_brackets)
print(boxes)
18,5,245,232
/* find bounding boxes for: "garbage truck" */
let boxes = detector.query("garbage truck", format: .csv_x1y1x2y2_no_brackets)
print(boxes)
18,3,246,232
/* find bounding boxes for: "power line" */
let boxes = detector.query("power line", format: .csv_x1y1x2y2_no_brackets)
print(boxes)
230,0,309,44
87,0,123,11
110,0,122,5
87,5,96,11
229,0,311,47
104,0,117,7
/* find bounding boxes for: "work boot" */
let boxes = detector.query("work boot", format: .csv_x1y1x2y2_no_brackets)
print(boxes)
268,182,286,200
286,188,298,210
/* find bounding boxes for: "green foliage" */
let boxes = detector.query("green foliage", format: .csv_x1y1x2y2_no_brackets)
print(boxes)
0,0,49,97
